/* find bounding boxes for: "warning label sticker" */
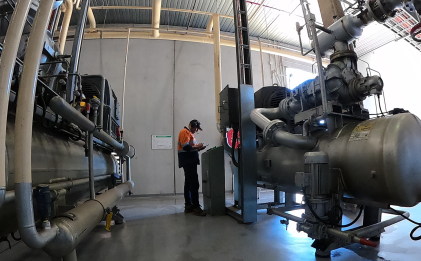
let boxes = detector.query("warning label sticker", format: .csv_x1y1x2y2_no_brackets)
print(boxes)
349,121,374,141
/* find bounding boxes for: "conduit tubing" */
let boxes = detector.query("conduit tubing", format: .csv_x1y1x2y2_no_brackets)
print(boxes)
0,0,33,210
58,0,73,54
43,181,134,258
250,108,317,150
49,96,128,153
14,0,58,249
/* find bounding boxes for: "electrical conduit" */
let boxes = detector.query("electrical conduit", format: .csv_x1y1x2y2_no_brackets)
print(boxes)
14,0,58,248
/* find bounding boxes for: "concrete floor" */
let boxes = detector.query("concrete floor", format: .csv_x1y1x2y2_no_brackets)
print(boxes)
1,192,420,261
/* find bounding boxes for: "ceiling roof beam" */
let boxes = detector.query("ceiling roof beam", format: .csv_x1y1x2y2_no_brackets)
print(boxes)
69,29,327,65
317,0,345,27
90,6,234,20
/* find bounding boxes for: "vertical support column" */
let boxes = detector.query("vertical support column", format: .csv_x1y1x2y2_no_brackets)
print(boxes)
317,0,344,28
232,0,257,223
152,0,162,38
213,14,222,126
66,0,89,103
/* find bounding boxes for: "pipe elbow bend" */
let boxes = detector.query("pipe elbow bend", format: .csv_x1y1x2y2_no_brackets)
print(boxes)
20,225,58,249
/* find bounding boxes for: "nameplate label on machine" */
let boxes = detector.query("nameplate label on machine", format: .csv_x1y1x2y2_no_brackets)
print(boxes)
349,121,374,141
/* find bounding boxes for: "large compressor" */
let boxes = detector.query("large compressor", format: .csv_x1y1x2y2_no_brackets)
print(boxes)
222,0,421,257
0,1,134,260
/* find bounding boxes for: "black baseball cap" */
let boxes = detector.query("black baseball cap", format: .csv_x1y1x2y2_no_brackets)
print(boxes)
190,119,202,130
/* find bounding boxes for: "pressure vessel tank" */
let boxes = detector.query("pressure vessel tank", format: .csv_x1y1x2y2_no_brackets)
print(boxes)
257,113,421,207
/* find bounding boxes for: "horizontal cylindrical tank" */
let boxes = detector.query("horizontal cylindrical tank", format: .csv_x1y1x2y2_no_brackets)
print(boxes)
257,113,421,207
0,119,117,236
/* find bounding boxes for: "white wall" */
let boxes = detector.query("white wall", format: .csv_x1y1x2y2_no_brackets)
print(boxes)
71,38,275,195
358,40,421,117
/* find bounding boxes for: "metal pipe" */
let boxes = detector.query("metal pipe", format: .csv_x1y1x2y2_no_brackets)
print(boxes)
303,1,328,117
152,0,162,38
14,0,58,249
206,16,213,34
121,29,131,132
0,0,33,210
66,0,89,103
4,175,111,204
269,208,304,223
353,211,409,238
250,107,317,150
58,0,73,54
272,129,318,150
88,132,94,199
213,13,222,129
43,182,134,258
49,96,129,153
87,7,96,29
125,156,132,182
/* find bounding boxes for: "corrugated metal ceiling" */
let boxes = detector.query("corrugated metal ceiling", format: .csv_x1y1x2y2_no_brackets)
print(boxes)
69,0,419,56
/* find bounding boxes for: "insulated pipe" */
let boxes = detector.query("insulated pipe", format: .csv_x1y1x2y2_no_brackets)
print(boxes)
152,0,162,38
43,181,134,258
272,130,318,150
250,108,317,150
14,0,58,249
49,96,129,154
121,29,131,132
250,107,282,129
213,14,222,128
87,7,96,29
206,16,213,35
0,0,33,210
58,0,73,54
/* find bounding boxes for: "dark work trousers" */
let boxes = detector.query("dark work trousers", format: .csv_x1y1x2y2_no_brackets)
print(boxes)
183,163,200,207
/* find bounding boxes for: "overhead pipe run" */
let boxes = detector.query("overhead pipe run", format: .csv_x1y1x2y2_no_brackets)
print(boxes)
14,0,58,249
250,107,318,150
152,0,162,38
0,0,33,210
58,0,73,54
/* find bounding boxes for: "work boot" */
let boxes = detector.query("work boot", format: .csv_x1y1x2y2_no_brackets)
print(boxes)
192,206,206,216
184,204,194,213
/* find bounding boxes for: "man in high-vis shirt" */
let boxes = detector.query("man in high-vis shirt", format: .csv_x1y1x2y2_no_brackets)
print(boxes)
178,119,207,216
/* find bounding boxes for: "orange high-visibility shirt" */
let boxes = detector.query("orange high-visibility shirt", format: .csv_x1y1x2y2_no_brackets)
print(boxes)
177,127,197,151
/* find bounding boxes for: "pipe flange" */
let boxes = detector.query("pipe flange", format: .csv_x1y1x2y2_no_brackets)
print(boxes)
263,120,286,147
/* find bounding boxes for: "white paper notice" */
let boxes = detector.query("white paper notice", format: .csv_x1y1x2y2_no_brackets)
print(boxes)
151,135,172,150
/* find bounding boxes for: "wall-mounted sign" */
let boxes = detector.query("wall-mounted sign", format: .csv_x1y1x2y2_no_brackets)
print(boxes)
152,135,172,150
